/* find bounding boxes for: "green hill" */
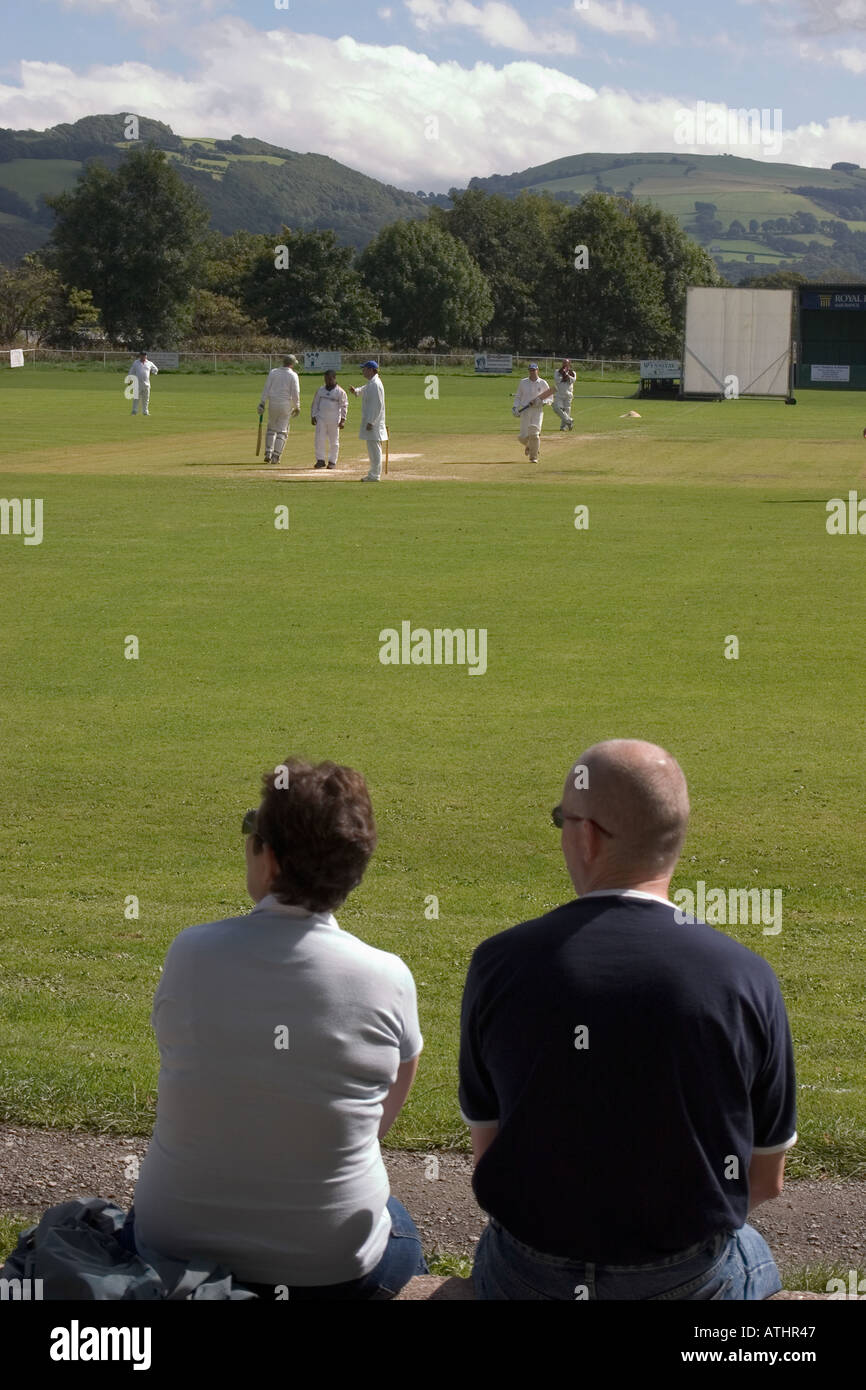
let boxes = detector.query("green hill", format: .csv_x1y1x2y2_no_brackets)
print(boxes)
0,113,428,264
468,151,866,280
468,150,866,224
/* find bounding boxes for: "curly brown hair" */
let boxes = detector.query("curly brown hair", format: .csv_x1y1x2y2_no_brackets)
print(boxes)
251,758,377,912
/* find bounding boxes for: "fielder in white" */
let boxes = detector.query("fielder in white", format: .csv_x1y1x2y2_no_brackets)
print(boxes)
129,351,158,416
552,358,576,431
311,370,348,469
258,354,301,464
512,362,553,462
349,361,387,481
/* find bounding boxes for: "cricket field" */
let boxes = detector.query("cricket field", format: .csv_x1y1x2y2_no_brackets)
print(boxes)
1,365,865,1179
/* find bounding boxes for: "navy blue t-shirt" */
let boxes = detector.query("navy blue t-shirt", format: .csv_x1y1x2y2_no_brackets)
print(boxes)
458,892,796,1262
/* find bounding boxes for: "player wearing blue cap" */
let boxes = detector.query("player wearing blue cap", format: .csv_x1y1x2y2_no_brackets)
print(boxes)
349,361,388,481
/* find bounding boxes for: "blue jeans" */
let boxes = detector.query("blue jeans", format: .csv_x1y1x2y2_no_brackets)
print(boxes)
473,1219,781,1300
119,1196,428,1301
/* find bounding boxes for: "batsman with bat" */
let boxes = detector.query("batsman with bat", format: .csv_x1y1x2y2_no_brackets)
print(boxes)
512,362,554,463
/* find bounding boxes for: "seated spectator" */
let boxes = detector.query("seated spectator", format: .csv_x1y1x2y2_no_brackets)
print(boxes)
127,757,427,1300
459,739,796,1300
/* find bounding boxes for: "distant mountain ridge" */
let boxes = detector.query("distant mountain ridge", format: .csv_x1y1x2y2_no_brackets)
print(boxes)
0,113,428,264
1,118,865,280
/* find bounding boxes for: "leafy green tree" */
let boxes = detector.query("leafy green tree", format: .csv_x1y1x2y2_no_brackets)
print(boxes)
357,219,492,348
628,201,724,338
545,195,675,355
0,255,60,341
431,189,556,350
185,288,267,340
46,145,210,345
200,229,272,303
242,227,379,348
738,271,808,289
37,282,101,346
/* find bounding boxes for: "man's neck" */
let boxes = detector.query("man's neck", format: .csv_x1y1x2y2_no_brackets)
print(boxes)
579,874,673,900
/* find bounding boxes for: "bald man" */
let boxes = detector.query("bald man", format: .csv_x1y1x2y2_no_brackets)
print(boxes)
459,739,796,1301
258,354,301,465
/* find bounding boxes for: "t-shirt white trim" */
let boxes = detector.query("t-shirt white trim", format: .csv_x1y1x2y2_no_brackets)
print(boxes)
459,1108,499,1128
579,888,677,909
752,1132,797,1154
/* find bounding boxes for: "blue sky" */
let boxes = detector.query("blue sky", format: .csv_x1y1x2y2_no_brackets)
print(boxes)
1,0,864,188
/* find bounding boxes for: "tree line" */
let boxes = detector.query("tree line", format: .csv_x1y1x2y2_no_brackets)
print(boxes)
0,144,727,354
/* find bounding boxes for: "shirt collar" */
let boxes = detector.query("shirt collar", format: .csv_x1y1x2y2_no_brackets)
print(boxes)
579,887,677,909
250,893,338,926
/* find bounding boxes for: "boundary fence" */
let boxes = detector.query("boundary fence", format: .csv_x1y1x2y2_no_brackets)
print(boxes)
2,348,642,376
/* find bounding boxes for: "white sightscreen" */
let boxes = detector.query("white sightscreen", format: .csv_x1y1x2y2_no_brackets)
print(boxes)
683,288,794,397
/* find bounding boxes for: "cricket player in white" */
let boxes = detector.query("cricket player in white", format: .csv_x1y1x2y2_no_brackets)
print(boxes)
311,370,349,469
512,362,553,462
130,351,158,416
349,361,387,481
552,358,576,431
258,355,301,464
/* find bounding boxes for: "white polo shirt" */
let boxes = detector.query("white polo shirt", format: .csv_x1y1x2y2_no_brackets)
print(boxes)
134,895,423,1286
129,358,158,383
260,367,300,409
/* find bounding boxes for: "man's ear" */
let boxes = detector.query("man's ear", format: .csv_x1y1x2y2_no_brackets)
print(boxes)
584,819,608,861
263,844,281,883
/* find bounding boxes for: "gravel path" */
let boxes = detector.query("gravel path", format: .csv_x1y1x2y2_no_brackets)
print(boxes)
2,1125,864,1275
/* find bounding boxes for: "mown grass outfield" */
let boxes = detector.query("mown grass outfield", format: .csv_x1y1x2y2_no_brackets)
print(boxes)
1,366,865,1176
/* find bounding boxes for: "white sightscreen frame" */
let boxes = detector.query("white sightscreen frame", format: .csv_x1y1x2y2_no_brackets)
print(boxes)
682,288,794,397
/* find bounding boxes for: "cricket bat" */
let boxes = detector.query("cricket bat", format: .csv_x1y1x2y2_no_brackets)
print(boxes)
384,438,389,475
517,389,554,413
256,413,263,457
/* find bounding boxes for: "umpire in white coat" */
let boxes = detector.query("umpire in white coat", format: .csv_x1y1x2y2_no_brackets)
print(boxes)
258,355,301,464
349,361,387,482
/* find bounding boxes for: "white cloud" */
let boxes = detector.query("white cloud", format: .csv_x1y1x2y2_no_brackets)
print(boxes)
50,0,235,26
53,0,175,21
740,0,866,33
574,1,659,42
798,34,866,70
405,0,578,55
1,18,864,188
833,43,866,68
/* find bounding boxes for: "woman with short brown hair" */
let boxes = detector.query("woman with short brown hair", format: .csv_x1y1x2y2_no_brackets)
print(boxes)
129,757,427,1299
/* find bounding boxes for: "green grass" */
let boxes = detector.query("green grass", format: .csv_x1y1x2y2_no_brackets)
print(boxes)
0,1215,30,1266
711,240,778,255
715,249,795,264
426,1252,474,1279
0,372,865,1174
0,158,83,206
